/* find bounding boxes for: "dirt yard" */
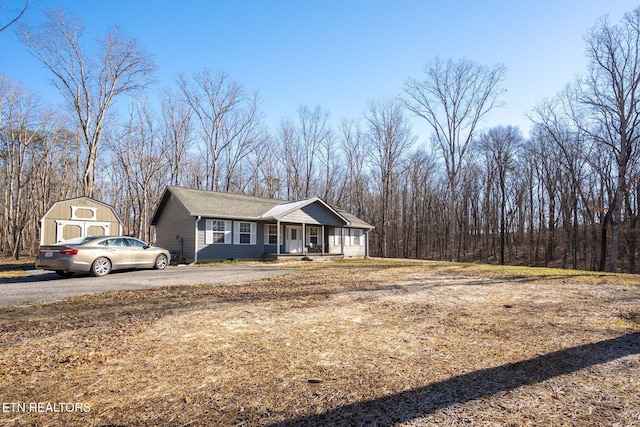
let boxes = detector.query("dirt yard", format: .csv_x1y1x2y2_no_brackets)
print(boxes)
0,259,638,426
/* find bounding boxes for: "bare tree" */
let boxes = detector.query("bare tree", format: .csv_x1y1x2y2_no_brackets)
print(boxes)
159,87,192,186
338,118,368,218
219,91,264,192
177,69,263,192
366,98,416,258
575,7,640,272
298,104,331,198
107,99,168,242
0,0,28,32
0,77,41,258
404,57,506,261
18,8,156,198
278,117,303,200
477,125,522,264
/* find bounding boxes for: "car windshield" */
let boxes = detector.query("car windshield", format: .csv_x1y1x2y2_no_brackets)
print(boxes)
60,236,104,246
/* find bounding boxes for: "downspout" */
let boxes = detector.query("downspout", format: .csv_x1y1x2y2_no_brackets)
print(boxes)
193,216,201,264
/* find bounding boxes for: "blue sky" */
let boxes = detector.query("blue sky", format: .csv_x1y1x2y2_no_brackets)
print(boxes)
0,0,635,141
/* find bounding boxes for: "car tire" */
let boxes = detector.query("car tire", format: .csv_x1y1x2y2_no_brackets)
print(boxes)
55,270,74,278
154,254,168,270
90,257,112,277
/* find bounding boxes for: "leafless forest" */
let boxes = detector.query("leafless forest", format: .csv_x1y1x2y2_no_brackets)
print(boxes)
2,7,640,273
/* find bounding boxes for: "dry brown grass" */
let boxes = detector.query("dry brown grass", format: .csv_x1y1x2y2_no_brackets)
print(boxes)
0,257,32,279
0,259,639,426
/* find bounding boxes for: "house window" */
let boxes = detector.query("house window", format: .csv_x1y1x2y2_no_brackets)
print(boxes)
352,229,363,246
334,228,342,246
234,221,256,245
266,224,279,245
206,220,231,244
307,227,319,246
344,229,351,246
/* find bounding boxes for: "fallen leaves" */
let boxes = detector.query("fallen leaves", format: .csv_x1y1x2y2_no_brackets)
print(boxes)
0,260,638,426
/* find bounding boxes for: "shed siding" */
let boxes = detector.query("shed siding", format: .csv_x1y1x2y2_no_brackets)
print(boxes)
279,202,344,226
41,198,121,245
153,196,195,262
196,220,266,261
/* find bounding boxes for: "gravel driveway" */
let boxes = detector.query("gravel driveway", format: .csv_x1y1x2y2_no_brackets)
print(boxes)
0,265,294,307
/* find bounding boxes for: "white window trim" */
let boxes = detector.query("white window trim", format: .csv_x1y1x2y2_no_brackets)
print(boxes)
352,229,363,246
55,220,110,243
206,219,232,245
306,226,320,246
70,206,97,221
264,224,280,246
234,221,256,245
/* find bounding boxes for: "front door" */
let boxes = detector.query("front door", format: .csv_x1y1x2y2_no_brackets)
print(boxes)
285,226,303,253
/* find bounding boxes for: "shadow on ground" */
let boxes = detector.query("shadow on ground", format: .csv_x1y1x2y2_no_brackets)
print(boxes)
270,333,640,426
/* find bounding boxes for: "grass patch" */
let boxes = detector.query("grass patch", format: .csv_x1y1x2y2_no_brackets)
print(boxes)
0,269,27,279
0,260,639,426
0,257,33,279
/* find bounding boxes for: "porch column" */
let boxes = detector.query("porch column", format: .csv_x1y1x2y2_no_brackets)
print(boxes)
321,225,325,254
365,230,370,258
302,223,306,255
341,227,345,255
276,220,281,256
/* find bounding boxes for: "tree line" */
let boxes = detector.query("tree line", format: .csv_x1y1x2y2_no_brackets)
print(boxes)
2,7,640,273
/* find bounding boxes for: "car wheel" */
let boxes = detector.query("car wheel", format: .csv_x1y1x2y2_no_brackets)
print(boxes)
90,257,112,277
154,254,168,270
55,270,74,278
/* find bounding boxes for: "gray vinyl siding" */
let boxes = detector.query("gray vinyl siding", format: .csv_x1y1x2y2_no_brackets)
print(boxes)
153,197,195,262
196,220,266,261
328,227,367,257
279,201,344,226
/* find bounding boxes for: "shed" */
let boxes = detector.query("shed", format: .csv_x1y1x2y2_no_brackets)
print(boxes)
40,197,123,245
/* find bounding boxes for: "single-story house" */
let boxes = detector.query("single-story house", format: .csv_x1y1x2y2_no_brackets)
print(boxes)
40,197,123,245
150,186,374,263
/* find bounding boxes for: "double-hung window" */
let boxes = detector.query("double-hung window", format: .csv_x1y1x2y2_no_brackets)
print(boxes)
206,220,231,244
265,224,279,245
234,221,256,245
352,229,363,246
307,226,319,246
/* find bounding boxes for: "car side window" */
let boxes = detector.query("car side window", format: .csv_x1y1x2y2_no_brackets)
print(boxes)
105,238,127,247
126,238,146,248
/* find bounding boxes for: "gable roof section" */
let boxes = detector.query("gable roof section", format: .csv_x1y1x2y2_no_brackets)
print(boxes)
260,196,350,225
151,186,373,229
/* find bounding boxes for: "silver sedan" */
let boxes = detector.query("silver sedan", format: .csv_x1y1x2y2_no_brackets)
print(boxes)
35,236,171,277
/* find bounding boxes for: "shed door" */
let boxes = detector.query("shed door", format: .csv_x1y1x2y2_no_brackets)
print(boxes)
56,220,111,243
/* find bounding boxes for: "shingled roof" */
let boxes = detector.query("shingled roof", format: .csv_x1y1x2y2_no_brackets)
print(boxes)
151,186,373,229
